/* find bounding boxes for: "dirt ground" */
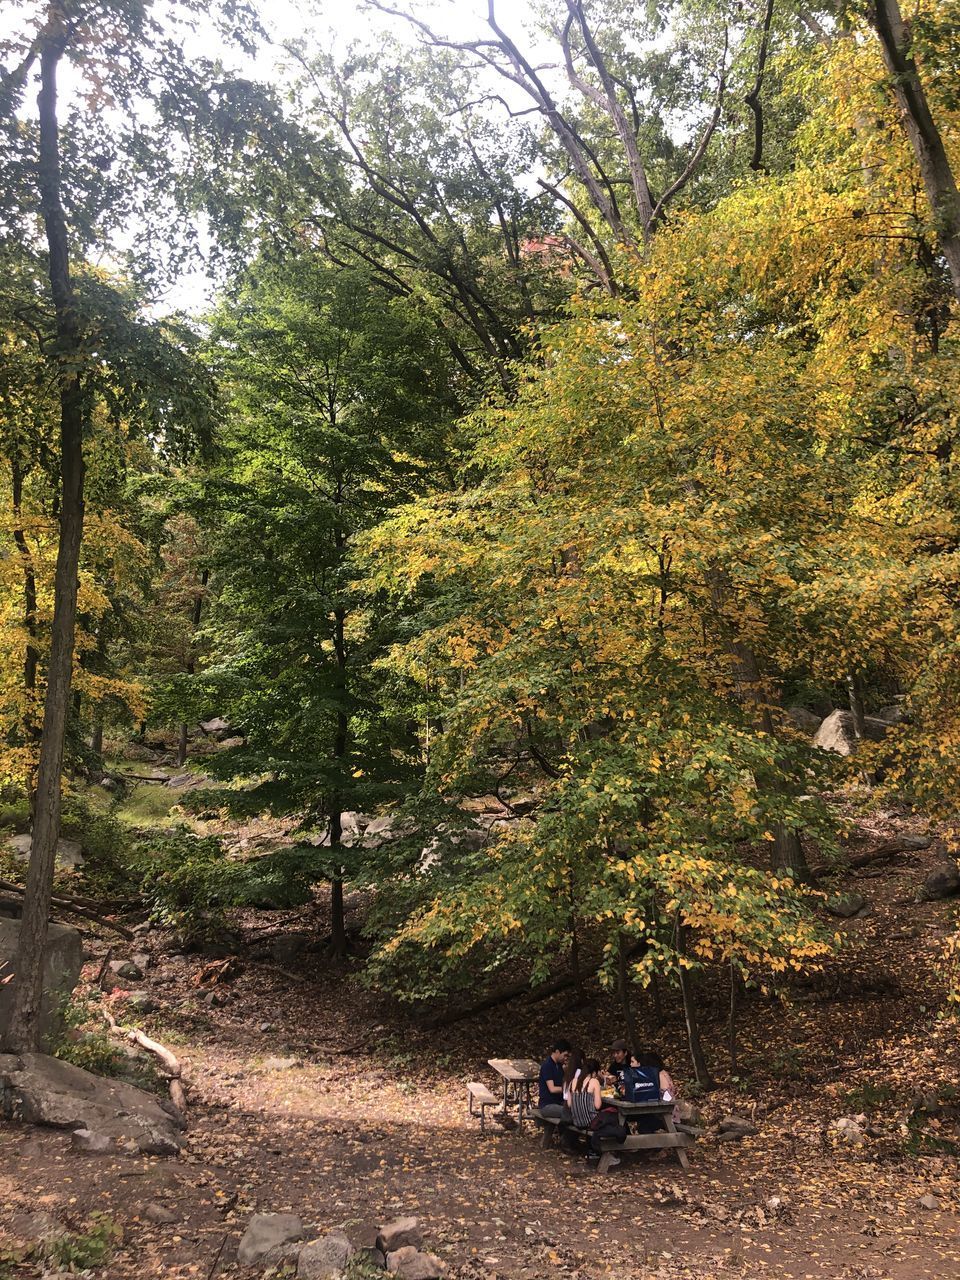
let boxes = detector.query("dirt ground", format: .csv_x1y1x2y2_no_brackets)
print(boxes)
2,808,960,1280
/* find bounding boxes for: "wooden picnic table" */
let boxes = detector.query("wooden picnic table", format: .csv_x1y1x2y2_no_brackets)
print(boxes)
603,1097,692,1173
487,1057,540,1133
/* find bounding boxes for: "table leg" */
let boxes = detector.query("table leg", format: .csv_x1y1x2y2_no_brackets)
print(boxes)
663,1113,690,1171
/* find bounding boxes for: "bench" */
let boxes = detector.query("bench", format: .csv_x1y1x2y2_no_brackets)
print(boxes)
467,1081,498,1134
530,1104,695,1172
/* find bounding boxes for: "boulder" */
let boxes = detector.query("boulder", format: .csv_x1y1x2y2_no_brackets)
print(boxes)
833,1115,866,1144
918,863,960,901
813,709,889,756
676,1099,702,1126
386,1247,444,1279
110,959,144,981
5,833,84,869
200,716,230,736
786,706,823,735
237,1213,304,1267
143,1202,179,1225
718,1115,757,1138
919,1193,939,1211
876,703,908,725
9,1210,68,1244
218,736,245,750
824,892,867,918
297,1231,355,1278
263,1055,301,1071
71,1127,114,1154
125,991,159,1015
0,918,82,1048
362,815,397,848
0,1052,185,1155
378,1218,423,1253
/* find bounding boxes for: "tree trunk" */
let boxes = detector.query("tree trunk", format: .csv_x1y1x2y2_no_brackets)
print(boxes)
90,711,103,758
678,961,711,1088
11,459,40,723
7,24,87,1052
728,964,743,1076
177,567,208,767
616,932,639,1051
869,0,960,301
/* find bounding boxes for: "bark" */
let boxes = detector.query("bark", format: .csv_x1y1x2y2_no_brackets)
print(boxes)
177,568,208,767
10,459,40,720
678,960,711,1087
328,498,349,959
728,964,743,1075
90,709,103,758
7,21,87,1053
616,931,639,1052
869,0,960,301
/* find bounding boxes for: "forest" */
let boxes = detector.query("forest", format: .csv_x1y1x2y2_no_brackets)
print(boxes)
1,2,959,1278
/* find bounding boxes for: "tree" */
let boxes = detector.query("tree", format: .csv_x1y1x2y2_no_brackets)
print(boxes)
0,0,251,1049
186,257,456,953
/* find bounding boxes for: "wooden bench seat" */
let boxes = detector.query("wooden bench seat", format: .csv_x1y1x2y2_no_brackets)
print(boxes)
467,1081,498,1134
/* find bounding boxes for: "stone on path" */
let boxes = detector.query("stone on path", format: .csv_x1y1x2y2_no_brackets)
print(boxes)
297,1231,355,1278
110,959,144,980
237,1213,304,1266
71,1127,114,1154
263,1055,302,1071
143,1202,179,1225
824,892,867,918
918,863,960,901
0,1052,184,1155
919,1194,939,1211
386,1246,444,1279
718,1115,757,1138
378,1218,423,1253
813,709,889,756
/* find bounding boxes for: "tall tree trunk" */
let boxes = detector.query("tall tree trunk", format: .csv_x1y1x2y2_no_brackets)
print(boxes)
177,567,208,767
328,808,346,959
90,710,103,758
7,23,86,1052
10,459,40,722
678,960,711,1087
728,964,743,1077
869,0,960,301
616,932,639,1051
328,529,349,957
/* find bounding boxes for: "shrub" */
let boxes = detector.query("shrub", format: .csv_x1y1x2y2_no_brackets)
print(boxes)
42,1214,121,1270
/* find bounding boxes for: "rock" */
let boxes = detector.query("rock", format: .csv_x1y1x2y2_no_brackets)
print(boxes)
0,1052,185,1155
0,918,82,1048
718,1115,757,1138
268,932,313,966
5,832,85,869
362,814,397,848
258,1021,274,1033
676,1099,701,1126
359,1245,387,1269
386,1247,444,1279
126,991,159,1014
218,735,244,750
99,776,120,792
786,706,823,735
200,716,230,735
132,952,151,971
918,863,960,901
919,1193,939,1211
237,1213,304,1267
834,1116,866,1144
377,1218,424,1253
166,772,205,791
899,834,932,850
263,1055,301,1071
9,1210,68,1244
813,709,889,756
876,703,908,725
143,1202,179,1225
297,1230,355,1278
110,959,144,980
71,1127,114,1154
825,892,867,918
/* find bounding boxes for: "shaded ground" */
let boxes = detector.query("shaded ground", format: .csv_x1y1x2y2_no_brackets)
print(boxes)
2,804,960,1279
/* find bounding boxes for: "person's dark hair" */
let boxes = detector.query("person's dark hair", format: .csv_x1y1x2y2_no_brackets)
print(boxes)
633,1048,665,1071
610,1038,629,1054
576,1057,601,1090
562,1048,584,1089
552,1038,572,1054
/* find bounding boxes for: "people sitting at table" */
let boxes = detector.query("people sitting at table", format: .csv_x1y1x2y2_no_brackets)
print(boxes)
569,1057,628,1165
562,1047,584,1107
626,1048,680,1133
537,1039,571,1119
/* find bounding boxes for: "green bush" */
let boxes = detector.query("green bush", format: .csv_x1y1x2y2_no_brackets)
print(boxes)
52,993,161,1090
43,1214,121,1269
133,828,321,935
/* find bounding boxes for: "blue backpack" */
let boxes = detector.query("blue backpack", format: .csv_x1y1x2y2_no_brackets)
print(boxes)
621,1065,660,1104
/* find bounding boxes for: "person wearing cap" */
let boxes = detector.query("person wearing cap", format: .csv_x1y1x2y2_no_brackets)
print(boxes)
604,1038,632,1095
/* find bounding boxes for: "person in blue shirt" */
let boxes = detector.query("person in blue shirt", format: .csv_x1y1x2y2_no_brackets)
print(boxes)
537,1039,571,1118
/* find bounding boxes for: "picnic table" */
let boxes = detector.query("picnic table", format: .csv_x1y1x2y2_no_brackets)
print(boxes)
487,1057,539,1133
530,1097,695,1173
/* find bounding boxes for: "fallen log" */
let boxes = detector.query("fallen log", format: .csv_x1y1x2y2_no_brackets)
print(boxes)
0,884,135,940
102,1008,186,1117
